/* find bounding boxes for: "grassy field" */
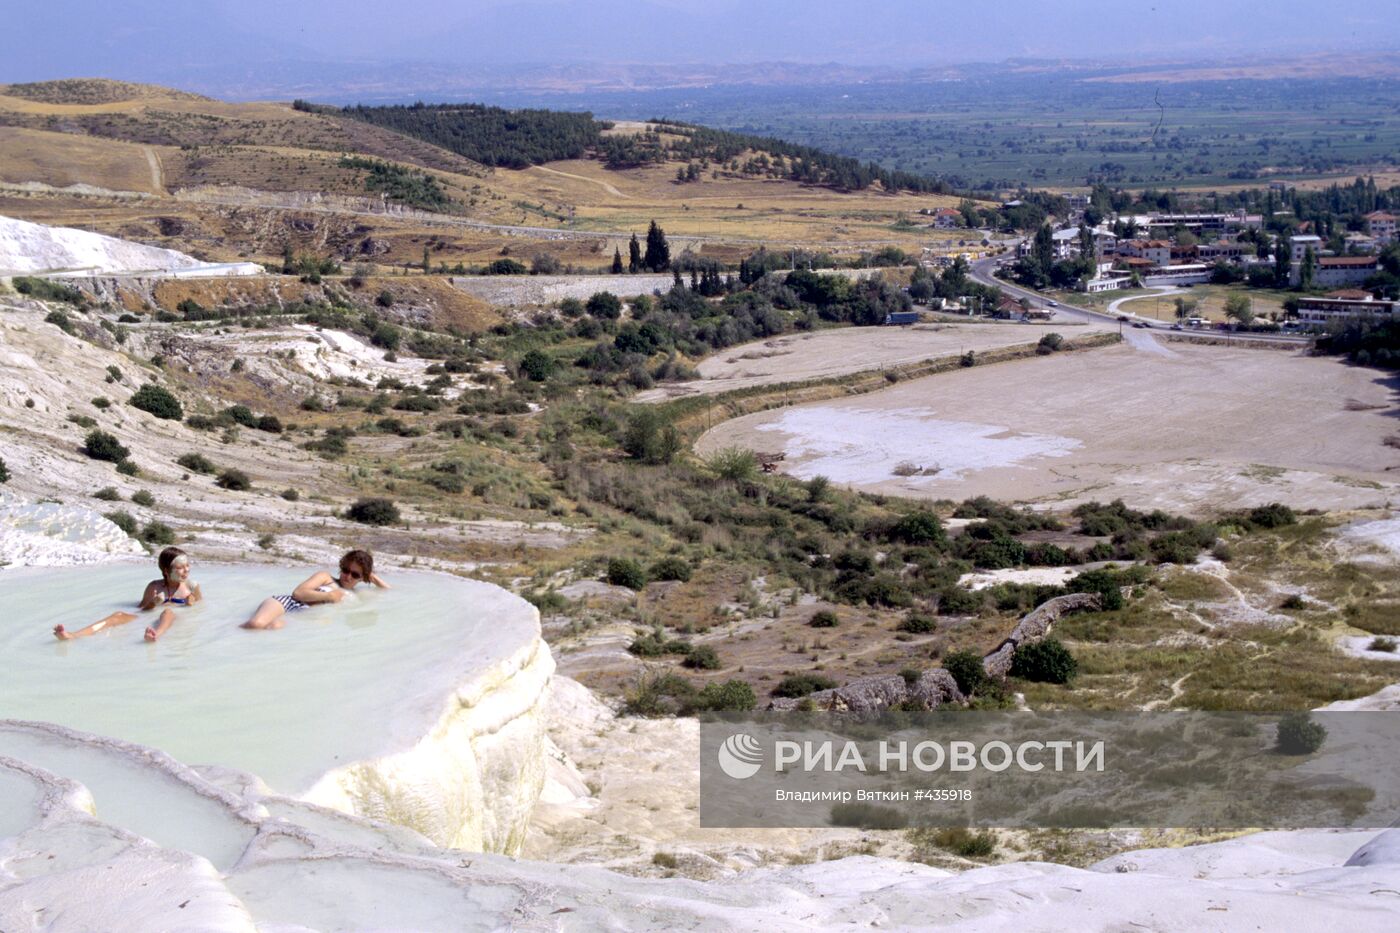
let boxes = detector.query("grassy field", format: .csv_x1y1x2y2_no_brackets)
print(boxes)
0,82,979,270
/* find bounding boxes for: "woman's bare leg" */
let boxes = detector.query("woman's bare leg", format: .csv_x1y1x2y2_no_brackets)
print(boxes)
144,608,177,642
242,597,287,630
55,611,137,640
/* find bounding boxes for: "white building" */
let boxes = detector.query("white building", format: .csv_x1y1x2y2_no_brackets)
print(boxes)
1290,234,1323,263
1296,292,1396,325
1364,211,1397,244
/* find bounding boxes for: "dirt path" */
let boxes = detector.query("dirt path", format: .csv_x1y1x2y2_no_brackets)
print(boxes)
530,165,630,199
142,145,163,194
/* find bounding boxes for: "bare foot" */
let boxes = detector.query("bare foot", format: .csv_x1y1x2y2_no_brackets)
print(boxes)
144,626,159,642
53,624,73,641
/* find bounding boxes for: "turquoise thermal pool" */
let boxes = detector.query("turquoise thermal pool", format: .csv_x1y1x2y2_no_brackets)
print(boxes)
1,564,525,796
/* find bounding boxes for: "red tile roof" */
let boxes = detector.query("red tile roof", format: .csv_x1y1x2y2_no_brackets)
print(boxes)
1326,289,1373,300
1318,256,1378,267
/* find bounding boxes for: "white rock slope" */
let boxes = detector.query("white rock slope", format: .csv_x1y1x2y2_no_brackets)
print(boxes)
0,214,260,276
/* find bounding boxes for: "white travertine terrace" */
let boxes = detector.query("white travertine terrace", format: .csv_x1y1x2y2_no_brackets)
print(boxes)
2,723,1399,931
3,564,553,854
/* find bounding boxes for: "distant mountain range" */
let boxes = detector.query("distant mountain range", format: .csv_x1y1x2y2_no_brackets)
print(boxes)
108,50,1395,105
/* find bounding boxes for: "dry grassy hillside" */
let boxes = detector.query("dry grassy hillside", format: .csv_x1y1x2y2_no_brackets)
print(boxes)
0,78,981,281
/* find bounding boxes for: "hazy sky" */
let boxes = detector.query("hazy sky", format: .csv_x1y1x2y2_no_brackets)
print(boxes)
6,0,1398,86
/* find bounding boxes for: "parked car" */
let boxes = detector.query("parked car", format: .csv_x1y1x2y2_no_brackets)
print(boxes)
1133,321,1149,329
1047,300,1058,307
1171,323,1184,331
1117,315,1130,322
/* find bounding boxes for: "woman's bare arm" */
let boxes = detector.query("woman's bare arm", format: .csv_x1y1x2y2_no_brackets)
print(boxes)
292,572,339,603
368,572,390,589
187,582,203,605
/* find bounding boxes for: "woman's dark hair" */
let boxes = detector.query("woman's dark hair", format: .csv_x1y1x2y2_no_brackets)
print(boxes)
158,547,188,579
340,549,374,579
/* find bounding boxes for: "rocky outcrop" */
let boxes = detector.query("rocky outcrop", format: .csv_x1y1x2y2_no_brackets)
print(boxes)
768,592,1099,712
982,592,1102,678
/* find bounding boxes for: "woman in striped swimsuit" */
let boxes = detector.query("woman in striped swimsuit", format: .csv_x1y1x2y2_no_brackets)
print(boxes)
240,549,389,630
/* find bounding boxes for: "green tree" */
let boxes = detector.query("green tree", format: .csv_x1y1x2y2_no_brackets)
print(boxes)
1300,246,1316,290
1223,292,1254,326
643,220,671,272
1274,241,1292,287
628,234,642,273
422,245,431,274
1032,224,1055,273
1173,296,1199,325
621,409,680,464
611,248,624,274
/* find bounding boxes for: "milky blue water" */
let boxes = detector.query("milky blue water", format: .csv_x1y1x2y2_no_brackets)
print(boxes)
0,564,528,794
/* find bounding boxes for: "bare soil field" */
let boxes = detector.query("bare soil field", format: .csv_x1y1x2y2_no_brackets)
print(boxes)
638,316,1112,401
696,342,1400,514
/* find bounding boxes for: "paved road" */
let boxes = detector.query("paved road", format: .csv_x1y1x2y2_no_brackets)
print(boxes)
968,256,1310,348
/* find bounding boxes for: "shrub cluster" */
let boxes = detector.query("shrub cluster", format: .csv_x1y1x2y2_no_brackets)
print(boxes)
83,430,129,463
347,497,401,526
128,384,184,421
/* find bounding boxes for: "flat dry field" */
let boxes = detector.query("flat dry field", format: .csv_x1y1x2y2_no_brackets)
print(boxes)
639,317,1111,401
696,340,1400,514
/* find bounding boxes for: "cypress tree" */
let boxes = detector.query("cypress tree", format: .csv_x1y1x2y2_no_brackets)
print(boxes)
611,248,624,274
628,234,642,273
644,220,670,272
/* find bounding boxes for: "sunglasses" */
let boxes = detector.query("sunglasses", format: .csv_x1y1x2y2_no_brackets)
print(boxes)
343,568,364,580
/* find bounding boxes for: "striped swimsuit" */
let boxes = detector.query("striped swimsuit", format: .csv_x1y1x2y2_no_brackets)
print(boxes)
275,583,335,613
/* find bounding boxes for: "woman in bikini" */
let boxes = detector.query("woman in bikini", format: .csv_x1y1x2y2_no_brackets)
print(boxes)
53,547,201,642
241,549,389,630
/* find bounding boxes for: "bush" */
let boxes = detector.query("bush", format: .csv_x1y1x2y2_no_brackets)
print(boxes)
519,349,554,382
223,405,257,427
809,610,840,628
1275,712,1327,755
376,290,394,308
889,510,946,546
607,557,648,590
621,409,681,464
936,586,984,616
915,827,997,858
830,802,909,830
92,397,111,410
1280,593,1308,610
772,673,837,698
943,649,990,697
141,521,176,546
683,645,722,669
622,671,697,717
1369,636,1397,653
628,628,692,657
0,457,7,485
707,447,758,482
177,453,217,474
93,486,121,501
280,488,300,502
45,309,76,334
347,497,401,526
105,511,138,536
116,459,140,476
586,291,622,319
304,434,349,458
689,680,757,713
83,430,129,463
649,556,693,582
131,490,155,507
1036,332,1065,354
1247,502,1297,529
128,384,183,421
1009,637,1078,684
216,469,252,491
899,613,937,634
